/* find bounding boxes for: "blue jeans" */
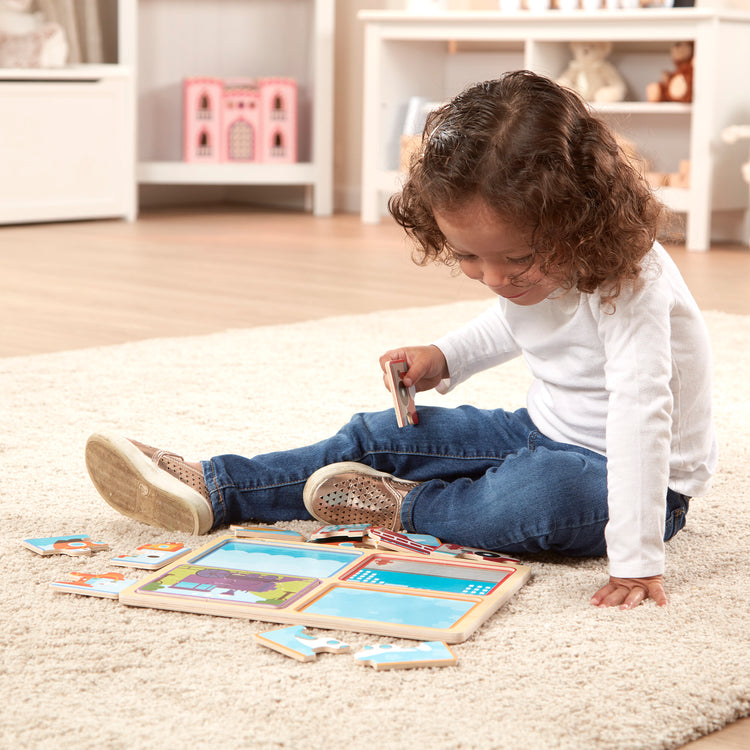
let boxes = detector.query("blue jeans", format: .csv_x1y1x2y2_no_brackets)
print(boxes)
203,406,689,557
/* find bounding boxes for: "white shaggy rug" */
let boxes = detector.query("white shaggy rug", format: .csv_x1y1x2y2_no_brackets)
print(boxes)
2,301,749,750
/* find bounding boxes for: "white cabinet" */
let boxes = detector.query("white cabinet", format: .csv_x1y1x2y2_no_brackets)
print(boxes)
0,0,334,225
359,9,750,251
134,0,335,217
0,5,136,224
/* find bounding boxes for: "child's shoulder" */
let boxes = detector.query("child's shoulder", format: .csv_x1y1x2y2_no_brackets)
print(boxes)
591,242,695,320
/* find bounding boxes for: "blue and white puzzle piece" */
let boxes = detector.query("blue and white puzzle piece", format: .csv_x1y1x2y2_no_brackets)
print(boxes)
353,641,457,670
253,625,351,662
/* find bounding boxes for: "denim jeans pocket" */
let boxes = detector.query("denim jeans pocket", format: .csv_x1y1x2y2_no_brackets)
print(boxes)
664,490,690,541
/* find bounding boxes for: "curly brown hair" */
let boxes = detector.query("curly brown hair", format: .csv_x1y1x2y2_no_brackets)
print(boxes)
388,71,664,305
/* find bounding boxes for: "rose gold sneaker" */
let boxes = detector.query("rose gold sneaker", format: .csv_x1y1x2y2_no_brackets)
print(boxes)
85,431,213,535
303,462,420,531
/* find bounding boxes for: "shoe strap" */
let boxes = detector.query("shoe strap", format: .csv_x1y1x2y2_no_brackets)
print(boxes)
151,449,201,479
151,448,185,466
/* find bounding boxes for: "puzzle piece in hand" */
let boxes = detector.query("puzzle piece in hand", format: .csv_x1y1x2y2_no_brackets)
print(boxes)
110,542,191,570
353,641,457,670
21,535,109,557
50,571,137,599
253,625,351,662
386,359,418,428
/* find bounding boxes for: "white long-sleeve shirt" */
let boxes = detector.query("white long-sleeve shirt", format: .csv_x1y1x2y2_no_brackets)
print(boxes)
433,243,717,577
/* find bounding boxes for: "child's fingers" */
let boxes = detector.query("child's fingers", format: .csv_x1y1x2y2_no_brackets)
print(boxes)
619,587,647,610
401,356,428,387
379,346,447,391
591,575,667,609
379,349,408,372
645,579,668,607
590,582,624,607
379,348,427,386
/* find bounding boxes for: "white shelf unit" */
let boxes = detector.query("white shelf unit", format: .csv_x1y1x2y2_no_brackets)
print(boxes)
0,4,136,224
134,0,334,217
359,9,750,251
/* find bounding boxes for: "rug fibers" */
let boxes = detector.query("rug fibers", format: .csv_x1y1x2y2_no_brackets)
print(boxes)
1,301,748,750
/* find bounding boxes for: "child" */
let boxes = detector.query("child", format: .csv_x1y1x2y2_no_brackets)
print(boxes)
85,71,717,610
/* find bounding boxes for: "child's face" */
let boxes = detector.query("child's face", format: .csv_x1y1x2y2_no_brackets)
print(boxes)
434,202,558,306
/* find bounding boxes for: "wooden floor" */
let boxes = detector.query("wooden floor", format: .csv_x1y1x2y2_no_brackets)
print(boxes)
2,208,748,747
3,207,750,358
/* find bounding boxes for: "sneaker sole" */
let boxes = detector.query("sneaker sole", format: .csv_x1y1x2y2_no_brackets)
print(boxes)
302,461,407,527
85,432,212,535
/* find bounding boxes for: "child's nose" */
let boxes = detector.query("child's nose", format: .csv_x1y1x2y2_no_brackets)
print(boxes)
482,263,513,288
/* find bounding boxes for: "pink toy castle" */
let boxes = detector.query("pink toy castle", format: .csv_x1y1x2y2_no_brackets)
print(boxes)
183,77,298,164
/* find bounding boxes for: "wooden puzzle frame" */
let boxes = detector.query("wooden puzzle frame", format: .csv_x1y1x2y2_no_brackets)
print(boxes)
119,535,530,643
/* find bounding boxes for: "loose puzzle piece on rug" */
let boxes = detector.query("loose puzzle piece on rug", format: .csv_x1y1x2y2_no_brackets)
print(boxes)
254,625,351,662
353,641,457,670
111,542,191,570
50,571,138,599
21,535,109,557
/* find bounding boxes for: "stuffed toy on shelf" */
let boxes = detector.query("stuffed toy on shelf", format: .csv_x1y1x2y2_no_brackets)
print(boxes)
645,41,694,104
0,0,68,68
556,41,627,104
722,125,750,193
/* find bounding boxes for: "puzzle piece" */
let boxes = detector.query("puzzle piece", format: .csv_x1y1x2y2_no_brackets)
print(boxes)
21,535,109,557
308,524,372,543
111,542,191,570
50,571,137,599
433,543,519,565
386,359,418,427
230,525,307,542
253,626,351,662
353,641,457,670
367,527,442,555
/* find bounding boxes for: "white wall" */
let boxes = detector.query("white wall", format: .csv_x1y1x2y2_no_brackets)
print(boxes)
333,0,399,212
334,1,532,217
333,1,496,212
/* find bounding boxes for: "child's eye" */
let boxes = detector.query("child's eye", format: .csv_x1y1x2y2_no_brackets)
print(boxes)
452,252,476,262
507,255,533,265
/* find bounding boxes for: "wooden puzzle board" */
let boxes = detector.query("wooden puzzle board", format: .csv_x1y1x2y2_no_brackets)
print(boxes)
118,535,530,643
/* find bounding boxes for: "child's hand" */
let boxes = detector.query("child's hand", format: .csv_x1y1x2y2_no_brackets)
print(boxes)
379,346,449,393
590,575,667,609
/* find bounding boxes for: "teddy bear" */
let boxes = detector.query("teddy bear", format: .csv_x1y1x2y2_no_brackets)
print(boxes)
0,0,67,68
722,124,750,188
645,41,694,104
556,41,627,104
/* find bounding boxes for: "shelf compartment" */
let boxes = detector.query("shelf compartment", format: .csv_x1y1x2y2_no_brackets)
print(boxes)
135,0,333,215
138,161,318,185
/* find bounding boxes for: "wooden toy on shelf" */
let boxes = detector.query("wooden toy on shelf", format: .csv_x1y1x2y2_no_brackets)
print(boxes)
183,77,297,164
